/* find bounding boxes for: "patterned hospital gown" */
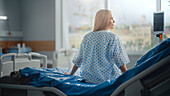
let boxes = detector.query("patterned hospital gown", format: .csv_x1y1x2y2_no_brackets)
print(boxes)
73,31,130,84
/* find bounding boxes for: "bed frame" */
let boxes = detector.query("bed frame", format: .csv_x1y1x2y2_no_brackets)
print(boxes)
111,55,170,96
0,55,169,96
0,52,47,77
0,83,66,96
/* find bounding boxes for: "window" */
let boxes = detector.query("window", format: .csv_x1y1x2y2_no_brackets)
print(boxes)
162,0,170,38
59,0,165,68
68,0,105,49
110,0,156,52
67,0,160,52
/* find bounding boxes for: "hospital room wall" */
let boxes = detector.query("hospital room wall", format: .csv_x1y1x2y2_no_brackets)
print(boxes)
21,0,56,59
0,0,22,51
21,0,55,41
0,0,56,59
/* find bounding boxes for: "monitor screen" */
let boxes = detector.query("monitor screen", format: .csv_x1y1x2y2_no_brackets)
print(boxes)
153,11,164,33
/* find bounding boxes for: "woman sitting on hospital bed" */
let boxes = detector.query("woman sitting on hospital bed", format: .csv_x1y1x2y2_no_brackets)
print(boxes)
0,39,169,96
0,9,169,96
65,9,130,84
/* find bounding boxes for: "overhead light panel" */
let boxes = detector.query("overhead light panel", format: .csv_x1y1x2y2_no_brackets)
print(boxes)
0,16,8,20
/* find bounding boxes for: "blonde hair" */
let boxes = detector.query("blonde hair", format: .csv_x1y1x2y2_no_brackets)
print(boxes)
93,9,112,32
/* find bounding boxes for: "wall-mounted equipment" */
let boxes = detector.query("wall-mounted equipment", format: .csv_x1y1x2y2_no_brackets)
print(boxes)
0,16,12,53
0,16,23,37
0,16,11,36
153,11,164,34
153,11,164,42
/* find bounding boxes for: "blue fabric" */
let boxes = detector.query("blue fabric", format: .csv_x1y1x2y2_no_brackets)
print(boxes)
0,53,4,56
73,31,130,84
7,47,32,53
20,38,170,96
135,38,170,67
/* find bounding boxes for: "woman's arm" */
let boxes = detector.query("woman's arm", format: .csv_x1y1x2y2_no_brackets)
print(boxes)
119,64,127,72
69,65,78,75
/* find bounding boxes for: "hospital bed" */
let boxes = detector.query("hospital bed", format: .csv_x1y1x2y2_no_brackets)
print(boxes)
111,55,170,96
0,38,169,96
0,55,169,96
0,52,66,96
52,48,77,68
0,52,47,77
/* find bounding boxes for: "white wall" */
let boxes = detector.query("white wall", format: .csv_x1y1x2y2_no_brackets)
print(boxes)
0,0,22,41
21,0,55,41
0,0,7,33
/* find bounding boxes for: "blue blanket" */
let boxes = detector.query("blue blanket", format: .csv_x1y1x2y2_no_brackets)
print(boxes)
20,38,170,96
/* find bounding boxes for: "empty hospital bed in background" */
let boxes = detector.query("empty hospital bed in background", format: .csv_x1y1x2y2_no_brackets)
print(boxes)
0,52,47,77
0,52,67,96
52,48,77,68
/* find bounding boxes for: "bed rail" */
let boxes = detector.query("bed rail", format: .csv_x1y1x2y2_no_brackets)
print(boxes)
111,55,170,96
0,52,47,77
0,83,66,96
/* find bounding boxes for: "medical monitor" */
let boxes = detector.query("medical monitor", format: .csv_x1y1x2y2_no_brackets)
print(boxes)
153,11,164,34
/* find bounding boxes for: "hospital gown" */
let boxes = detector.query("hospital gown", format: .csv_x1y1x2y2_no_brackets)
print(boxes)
73,31,130,84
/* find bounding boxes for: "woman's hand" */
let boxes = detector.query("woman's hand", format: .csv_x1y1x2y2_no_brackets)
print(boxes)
120,64,127,72
64,72,70,75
